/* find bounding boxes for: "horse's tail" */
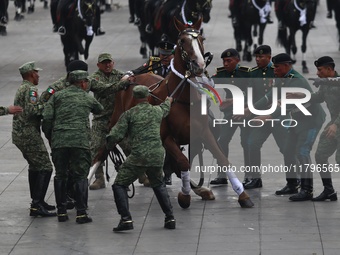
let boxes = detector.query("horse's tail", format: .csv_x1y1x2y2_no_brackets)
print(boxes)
276,26,287,49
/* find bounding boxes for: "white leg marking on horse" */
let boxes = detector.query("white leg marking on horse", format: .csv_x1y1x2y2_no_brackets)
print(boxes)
181,171,191,195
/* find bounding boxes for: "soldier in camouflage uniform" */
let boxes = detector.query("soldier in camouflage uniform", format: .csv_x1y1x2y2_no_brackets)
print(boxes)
89,53,130,190
12,61,56,217
106,85,176,232
253,53,325,201
210,48,250,185
0,105,22,116
291,56,339,201
42,70,104,224
130,41,175,185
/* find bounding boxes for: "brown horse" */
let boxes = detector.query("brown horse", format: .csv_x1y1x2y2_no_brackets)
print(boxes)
92,18,254,209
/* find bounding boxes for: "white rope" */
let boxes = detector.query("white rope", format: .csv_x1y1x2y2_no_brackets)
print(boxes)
181,0,188,25
252,0,271,24
294,0,307,26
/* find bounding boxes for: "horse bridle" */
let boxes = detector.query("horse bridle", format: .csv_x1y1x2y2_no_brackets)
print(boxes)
184,0,212,19
177,28,204,77
78,0,96,22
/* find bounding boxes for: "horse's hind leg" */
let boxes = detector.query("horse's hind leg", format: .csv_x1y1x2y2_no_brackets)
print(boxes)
301,29,309,73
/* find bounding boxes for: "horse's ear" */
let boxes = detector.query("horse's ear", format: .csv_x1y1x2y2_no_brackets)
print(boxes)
193,18,203,30
174,17,186,32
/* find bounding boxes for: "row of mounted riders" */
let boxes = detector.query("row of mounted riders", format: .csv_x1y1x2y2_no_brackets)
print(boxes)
0,0,109,36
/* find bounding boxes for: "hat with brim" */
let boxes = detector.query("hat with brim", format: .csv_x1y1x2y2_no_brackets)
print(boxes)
221,48,240,59
19,61,42,75
133,85,149,99
98,53,113,63
314,56,335,67
272,53,293,64
254,45,271,55
158,41,175,55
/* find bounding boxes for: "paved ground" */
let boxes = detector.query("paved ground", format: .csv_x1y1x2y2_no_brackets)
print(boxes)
1,0,340,254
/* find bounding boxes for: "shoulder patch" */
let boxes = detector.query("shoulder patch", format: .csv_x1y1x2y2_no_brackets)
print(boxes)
150,56,160,62
250,66,259,72
29,89,38,104
216,66,225,73
239,66,250,72
47,87,55,95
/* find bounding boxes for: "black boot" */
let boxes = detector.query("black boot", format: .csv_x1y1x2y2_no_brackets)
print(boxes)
289,163,313,201
66,174,75,209
54,178,69,222
74,179,92,224
112,184,133,231
275,178,300,195
40,171,56,211
153,184,176,229
244,149,262,189
30,172,57,217
312,178,337,201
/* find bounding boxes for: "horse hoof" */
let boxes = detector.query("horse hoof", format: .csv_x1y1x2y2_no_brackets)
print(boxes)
192,187,215,200
238,191,254,208
178,192,191,209
302,67,309,74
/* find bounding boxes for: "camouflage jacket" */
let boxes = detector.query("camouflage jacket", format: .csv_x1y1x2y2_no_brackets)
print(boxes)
106,100,171,167
12,80,44,146
88,69,126,122
40,76,69,104
0,106,8,116
310,72,340,126
42,85,104,149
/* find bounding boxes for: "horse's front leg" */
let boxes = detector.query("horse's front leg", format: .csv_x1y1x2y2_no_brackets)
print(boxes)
163,136,192,209
84,35,94,60
301,28,310,73
288,29,297,63
201,128,254,208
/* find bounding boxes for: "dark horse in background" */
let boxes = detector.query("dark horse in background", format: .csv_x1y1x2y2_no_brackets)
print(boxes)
91,18,254,209
0,0,8,35
276,0,317,73
333,0,340,51
59,0,96,67
233,0,271,62
137,0,212,58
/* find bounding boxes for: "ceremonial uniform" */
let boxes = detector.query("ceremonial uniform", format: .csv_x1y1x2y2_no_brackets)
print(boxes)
42,70,104,223
254,53,326,200
244,45,292,190
107,85,176,232
89,53,129,190
12,61,55,217
310,56,340,201
211,48,250,184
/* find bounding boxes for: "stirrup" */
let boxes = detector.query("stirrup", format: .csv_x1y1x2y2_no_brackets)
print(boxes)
58,26,66,35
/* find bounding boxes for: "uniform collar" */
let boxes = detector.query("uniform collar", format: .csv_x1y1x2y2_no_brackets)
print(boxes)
284,68,293,78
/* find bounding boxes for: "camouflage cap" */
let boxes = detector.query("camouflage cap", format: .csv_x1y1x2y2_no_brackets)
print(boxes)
19,61,42,75
98,53,113,63
133,85,149,99
69,70,89,82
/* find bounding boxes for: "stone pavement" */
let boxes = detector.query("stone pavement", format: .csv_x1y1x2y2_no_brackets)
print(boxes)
1,0,340,254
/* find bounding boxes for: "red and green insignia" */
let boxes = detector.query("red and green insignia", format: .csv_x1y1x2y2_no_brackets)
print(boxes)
29,90,37,97
47,88,55,94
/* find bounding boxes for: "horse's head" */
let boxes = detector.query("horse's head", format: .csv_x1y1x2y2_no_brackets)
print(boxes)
174,18,206,77
78,0,96,26
187,0,212,23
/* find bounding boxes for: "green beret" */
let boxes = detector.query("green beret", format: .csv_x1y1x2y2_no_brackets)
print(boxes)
221,48,239,59
133,85,149,99
254,45,271,55
314,56,335,67
69,70,89,82
272,53,293,64
98,53,113,63
19,61,42,75
158,41,175,55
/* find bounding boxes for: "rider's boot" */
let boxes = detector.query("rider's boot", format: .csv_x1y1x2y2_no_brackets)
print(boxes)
153,184,176,229
112,184,133,232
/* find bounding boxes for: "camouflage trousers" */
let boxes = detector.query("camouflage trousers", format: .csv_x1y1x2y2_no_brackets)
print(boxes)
14,141,52,172
52,148,91,182
114,161,163,188
315,122,340,179
90,119,109,178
